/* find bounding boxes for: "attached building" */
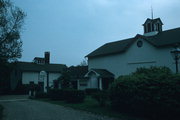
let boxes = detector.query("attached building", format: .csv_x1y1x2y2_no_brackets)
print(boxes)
11,52,67,92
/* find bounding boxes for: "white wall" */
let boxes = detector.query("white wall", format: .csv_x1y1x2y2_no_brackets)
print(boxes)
78,72,99,90
49,73,61,87
78,80,88,90
88,38,176,78
22,72,39,84
22,71,61,92
89,74,98,88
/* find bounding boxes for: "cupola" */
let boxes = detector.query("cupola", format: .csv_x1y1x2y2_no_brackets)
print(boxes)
143,18,163,36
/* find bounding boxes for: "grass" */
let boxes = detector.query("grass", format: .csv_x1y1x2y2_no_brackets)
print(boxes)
38,96,148,120
0,104,3,120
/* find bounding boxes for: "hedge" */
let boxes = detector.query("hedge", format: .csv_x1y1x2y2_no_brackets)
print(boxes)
85,88,100,95
48,89,85,103
64,89,85,103
48,89,65,100
35,92,49,99
109,67,180,120
92,91,108,107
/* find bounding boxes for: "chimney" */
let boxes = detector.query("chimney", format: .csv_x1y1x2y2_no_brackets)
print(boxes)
44,52,50,64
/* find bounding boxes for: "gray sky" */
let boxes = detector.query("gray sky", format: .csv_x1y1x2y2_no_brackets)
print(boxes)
12,0,180,66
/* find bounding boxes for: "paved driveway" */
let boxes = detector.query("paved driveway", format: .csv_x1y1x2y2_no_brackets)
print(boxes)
0,95,118,120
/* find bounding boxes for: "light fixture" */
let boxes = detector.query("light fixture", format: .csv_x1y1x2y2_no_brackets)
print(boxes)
171,47,180,73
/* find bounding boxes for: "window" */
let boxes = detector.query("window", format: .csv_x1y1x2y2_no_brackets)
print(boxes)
80,83,87,86
148,23,151,32
53,80,59,88
15,70,18,76
29,81,34,85
144,26,147,33
152,24,154,31
137,41,143,48
157,23,160,31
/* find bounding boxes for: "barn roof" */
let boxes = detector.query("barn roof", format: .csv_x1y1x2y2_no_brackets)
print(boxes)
14,62,67,73
86,27,180,58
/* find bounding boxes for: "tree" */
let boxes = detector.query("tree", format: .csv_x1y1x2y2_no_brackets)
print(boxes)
58,70,71,89
0,0,26,62
0,0,25,94
79,59,88,66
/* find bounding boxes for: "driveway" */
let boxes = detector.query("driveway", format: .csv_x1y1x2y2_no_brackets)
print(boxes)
0,95,118,120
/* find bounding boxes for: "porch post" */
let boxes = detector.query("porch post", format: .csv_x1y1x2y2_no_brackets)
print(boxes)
46,72,49,92
77,79,79,90
99,78,102,90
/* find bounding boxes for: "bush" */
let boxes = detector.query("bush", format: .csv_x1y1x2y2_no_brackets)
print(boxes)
109,67,180,120
11,84,29,95
48,89,65,100
35,92,49,99
85,88,100,95
64,89,85,103
92,91,108,107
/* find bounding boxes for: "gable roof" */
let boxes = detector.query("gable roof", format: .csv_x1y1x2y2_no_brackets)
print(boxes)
68,66,88,79
143,18,163,25
86,37,136,58
33,57,44,60
85,69,114,78
86,27,180,58
145,27,180,47
14,62,67,72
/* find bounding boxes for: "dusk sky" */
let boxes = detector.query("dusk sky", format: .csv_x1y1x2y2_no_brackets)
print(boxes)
12,0,180,66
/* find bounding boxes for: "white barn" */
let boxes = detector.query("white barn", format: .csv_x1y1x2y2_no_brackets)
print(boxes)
84,18,180,90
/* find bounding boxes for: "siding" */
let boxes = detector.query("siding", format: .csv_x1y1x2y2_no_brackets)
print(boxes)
88,38,176,78
49,73,61,87
22,72,39,84
22,72,61,86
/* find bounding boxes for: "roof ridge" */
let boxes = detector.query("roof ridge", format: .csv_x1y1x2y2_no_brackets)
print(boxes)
105,37,135,45
16,61,66,66
86,26,180,58
162,27,180,33
16,61,33,64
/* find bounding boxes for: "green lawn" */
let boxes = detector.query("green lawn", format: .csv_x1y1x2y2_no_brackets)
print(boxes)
0,104,3,120
39,96,147,120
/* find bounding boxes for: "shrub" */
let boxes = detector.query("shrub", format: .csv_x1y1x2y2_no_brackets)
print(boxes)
48,89,64,100
85,88,100,95
64,89,85,103
35,92,49,99
109,67,180,120
12,84,29,95
92,91,108,107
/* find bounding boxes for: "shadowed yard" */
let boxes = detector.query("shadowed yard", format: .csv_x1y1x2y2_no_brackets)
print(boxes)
0,95,118,120
38,96,147,120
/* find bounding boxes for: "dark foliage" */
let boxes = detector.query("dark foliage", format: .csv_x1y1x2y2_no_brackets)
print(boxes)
0,0,26,62
35,92,49,99
109,67,180,120
92,91,108,107
0,63,11,94
57,66,88,89
68,66,88,79
0,0,25,95
48,89,65,100
64,89,85,103
12,84,29,95
58,70,71,89
85,88,100,95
